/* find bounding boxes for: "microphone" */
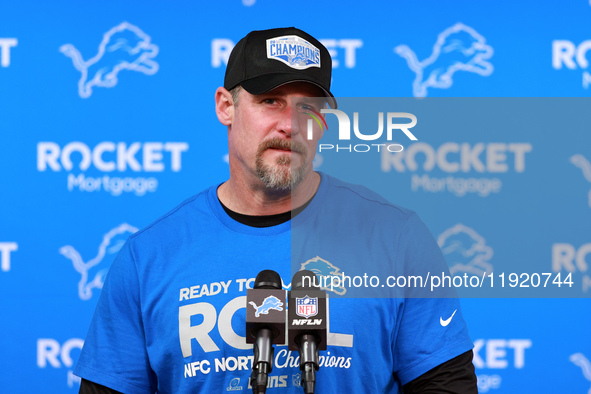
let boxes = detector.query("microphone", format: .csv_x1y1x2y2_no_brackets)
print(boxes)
246,270,287,394
288,270,328,394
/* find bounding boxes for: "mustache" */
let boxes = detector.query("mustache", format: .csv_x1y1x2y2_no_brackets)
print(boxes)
258,138,307,156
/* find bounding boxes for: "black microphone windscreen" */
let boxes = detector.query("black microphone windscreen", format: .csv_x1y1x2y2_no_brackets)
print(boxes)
292,270,318,290
254,269,282,289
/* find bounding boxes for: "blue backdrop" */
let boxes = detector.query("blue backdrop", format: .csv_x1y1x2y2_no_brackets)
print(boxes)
1,1,590,392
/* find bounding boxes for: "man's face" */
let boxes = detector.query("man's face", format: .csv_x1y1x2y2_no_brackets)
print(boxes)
227,82,326,192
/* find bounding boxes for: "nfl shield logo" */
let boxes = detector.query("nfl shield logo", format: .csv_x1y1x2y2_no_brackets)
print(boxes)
296,296,318,318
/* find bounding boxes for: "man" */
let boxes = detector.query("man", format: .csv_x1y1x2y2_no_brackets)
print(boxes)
75,27,477,393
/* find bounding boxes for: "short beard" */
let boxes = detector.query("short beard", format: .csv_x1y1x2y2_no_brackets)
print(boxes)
255,138,308,192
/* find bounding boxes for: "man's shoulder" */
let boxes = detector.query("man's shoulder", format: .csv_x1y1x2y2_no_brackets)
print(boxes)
320,173,416,220
128,185,217,244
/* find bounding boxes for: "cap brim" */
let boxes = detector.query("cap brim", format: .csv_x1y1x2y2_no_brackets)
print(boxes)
241,73,337,109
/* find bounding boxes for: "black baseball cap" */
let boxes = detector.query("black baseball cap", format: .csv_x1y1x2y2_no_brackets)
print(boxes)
224,27,336,108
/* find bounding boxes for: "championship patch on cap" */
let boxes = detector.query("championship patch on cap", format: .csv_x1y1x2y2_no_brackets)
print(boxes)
266,35,321,70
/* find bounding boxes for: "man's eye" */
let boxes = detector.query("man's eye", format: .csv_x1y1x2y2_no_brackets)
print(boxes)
263,98,276,104
297,104,315,112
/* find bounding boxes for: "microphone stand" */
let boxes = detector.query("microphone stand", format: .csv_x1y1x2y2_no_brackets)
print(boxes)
250,328,273,393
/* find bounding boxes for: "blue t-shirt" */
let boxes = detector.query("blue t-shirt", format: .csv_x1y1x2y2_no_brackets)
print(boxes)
74,172,473,393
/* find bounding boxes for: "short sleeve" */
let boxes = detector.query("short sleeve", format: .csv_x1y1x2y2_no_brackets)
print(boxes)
392,213,474,385
74,241,157,394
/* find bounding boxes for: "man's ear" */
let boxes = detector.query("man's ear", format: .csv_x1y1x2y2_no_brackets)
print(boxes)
215,87,234,126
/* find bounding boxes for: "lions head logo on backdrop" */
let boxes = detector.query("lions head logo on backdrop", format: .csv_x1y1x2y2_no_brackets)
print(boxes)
395,22,493,97
569,353,591,394
60,22,159,98
437,224,493,276
570,154,591,208
60,223,138,300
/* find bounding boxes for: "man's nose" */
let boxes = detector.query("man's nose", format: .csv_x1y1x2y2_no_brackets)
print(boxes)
277,105,299,137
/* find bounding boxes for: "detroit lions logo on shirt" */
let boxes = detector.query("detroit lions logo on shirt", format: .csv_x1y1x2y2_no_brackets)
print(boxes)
248,295,284,317
301,256,347,295
266,35,320,70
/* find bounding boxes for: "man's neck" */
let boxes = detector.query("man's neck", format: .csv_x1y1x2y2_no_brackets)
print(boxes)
217,172,320,215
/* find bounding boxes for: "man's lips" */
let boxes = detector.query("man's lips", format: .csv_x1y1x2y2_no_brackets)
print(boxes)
266,145,304,154
268,147,293,152
258,138,307,156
